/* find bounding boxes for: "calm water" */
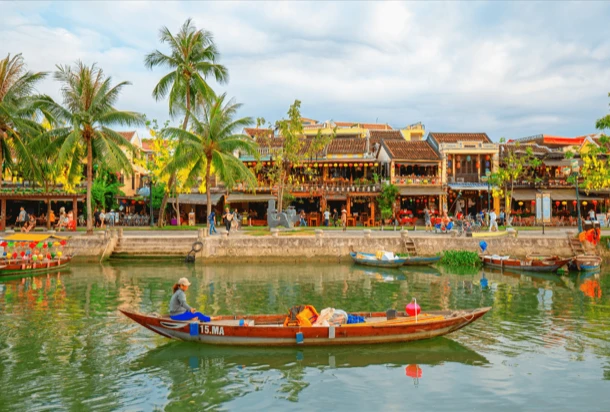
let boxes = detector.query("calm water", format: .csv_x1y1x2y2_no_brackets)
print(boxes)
1,262,610,411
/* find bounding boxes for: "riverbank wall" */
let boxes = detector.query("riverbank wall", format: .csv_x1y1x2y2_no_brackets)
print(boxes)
61,229,578,262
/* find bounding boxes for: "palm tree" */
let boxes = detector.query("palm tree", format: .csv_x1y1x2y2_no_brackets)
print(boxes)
163,93,257,231
37,62,144,234
145,18,228,226
0,53,47,187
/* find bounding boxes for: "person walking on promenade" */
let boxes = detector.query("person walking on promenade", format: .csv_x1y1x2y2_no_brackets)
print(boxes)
15,207,27,228
499,209,505,226
424,206,432,232
588,208,596,221
299,210,307,227
489,209,498,232
169,278,211,322
332,208,339,227
323,209,330,227
341,206,348,232
222,207,233,235
208,210,218,235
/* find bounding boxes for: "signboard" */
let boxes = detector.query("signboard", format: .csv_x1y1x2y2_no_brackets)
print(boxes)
536,192,552,224
571,159,580,174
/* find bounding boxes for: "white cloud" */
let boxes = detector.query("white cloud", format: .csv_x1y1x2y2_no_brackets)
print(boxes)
1,1,609,139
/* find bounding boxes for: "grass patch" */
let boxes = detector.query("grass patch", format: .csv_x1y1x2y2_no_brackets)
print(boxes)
440,250,482,268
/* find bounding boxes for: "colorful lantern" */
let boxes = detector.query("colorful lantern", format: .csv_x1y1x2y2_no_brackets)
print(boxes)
573,200,577,206
518,201,524,206
555,201,560,207
562,201,567,205
131,200,136,205
20,251,25,257
344,163,348,167
593,200,598,206
532,200,536,205
582,201,588,206
60,240,67,246
364,163,368,167
32,255,38,261
466,155,471,161
57,251,63,258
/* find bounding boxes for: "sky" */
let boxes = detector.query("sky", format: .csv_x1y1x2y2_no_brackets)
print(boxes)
2,1,610,141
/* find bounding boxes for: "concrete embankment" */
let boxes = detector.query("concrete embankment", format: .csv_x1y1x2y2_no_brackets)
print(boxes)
63,229,577,262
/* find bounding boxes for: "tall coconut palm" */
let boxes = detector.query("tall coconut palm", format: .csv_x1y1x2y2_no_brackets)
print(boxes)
163,93,257,230
0,53,47,186
37,62,144,234
145,18,228,226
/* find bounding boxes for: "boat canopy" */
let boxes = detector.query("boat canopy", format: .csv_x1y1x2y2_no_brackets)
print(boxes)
3,234,68,242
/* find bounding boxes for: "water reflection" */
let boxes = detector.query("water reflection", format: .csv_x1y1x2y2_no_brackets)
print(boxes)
0,262,609,411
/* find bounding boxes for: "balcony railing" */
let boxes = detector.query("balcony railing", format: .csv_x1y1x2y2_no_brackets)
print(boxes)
450,173,483,183
393,175,440,185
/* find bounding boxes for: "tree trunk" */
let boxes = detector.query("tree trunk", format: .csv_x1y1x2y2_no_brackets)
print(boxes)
158,90,191,228
0,137,3,189
86,136,93,234
205,159,212,233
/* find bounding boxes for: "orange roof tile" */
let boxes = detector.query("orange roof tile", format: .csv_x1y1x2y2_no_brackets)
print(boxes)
244,128,274,138
382,140,439,161
429,132,491,143
334,122,393,130
118,131,136,141
326,138,366,155
369,130,404,141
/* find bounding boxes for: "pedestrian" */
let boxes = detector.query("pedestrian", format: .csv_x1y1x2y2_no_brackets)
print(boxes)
15,207,27,228
341,206,348,232
94,208,101,227
222,207,233,235
489,209,498,232
588,208,596,221
499,209,505,226
299,210,307,227
332,208,339,227
233,209,240,230
208,210,217,235
323,209,330,227
424,207,432,232
606,210,610,228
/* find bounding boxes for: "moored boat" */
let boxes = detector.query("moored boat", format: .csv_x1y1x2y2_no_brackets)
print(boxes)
482,255,571,273
569,255,602,272
120,306,491,347
350,251,407,268
401,255,441,266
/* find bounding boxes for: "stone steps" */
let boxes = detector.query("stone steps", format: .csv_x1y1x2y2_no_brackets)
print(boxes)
111,237,199,257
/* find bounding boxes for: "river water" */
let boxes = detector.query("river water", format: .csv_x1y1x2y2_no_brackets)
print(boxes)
1,262,609,411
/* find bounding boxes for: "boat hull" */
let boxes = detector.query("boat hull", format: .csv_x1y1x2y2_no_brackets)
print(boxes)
569,255,602,272
350,252,406,268
120,307,491,347
0,257,72,276
482,256,571,273
402,256,441,266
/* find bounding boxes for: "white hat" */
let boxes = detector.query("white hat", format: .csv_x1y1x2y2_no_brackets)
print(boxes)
178,277,191,286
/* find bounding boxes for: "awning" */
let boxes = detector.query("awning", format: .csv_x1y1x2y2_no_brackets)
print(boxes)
325,194,348,201
542,159,573,167
4,234,67,241
225,193,276,203
169,194,223,205
448,183,490,191
399,187,446,196
548,189,578,201
511,189,538,201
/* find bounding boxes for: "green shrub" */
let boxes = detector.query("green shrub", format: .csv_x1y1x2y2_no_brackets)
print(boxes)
440,250,481,268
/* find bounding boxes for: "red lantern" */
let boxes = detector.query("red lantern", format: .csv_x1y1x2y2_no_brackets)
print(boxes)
43,243,48,249
46,254,51,260
555,201,560,207
29,242,36,249
20,251,25,257
12,252,17,259
60,240,67,246
593,200,598,206
572,200,577,206
532,200,536,205
131,200,136,205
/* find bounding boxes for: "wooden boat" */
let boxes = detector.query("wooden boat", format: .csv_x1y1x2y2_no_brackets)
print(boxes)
350,251,407,268
569,255,602,272
0,233,72,276
482,255,572,273
401,256,441,266
470,231,509,239
0,257,72,276
120,306,491,347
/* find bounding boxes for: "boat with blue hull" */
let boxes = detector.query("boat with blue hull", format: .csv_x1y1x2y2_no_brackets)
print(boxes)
350,252,407,268
569,255,602,272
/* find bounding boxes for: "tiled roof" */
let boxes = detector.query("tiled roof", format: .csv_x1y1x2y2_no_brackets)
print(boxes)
140,139,154,151
118,131,136,141
298,138,326,157
429,132,491,143
500,143,550,155
383,140,439,161
244,128,274,138
303,124,325,130
256,135,284,148
300,117,318,124
334,121,393,130
326,138,366,155
369,130,404,141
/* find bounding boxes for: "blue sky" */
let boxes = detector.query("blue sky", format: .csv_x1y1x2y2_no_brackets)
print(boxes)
2,1,610,140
